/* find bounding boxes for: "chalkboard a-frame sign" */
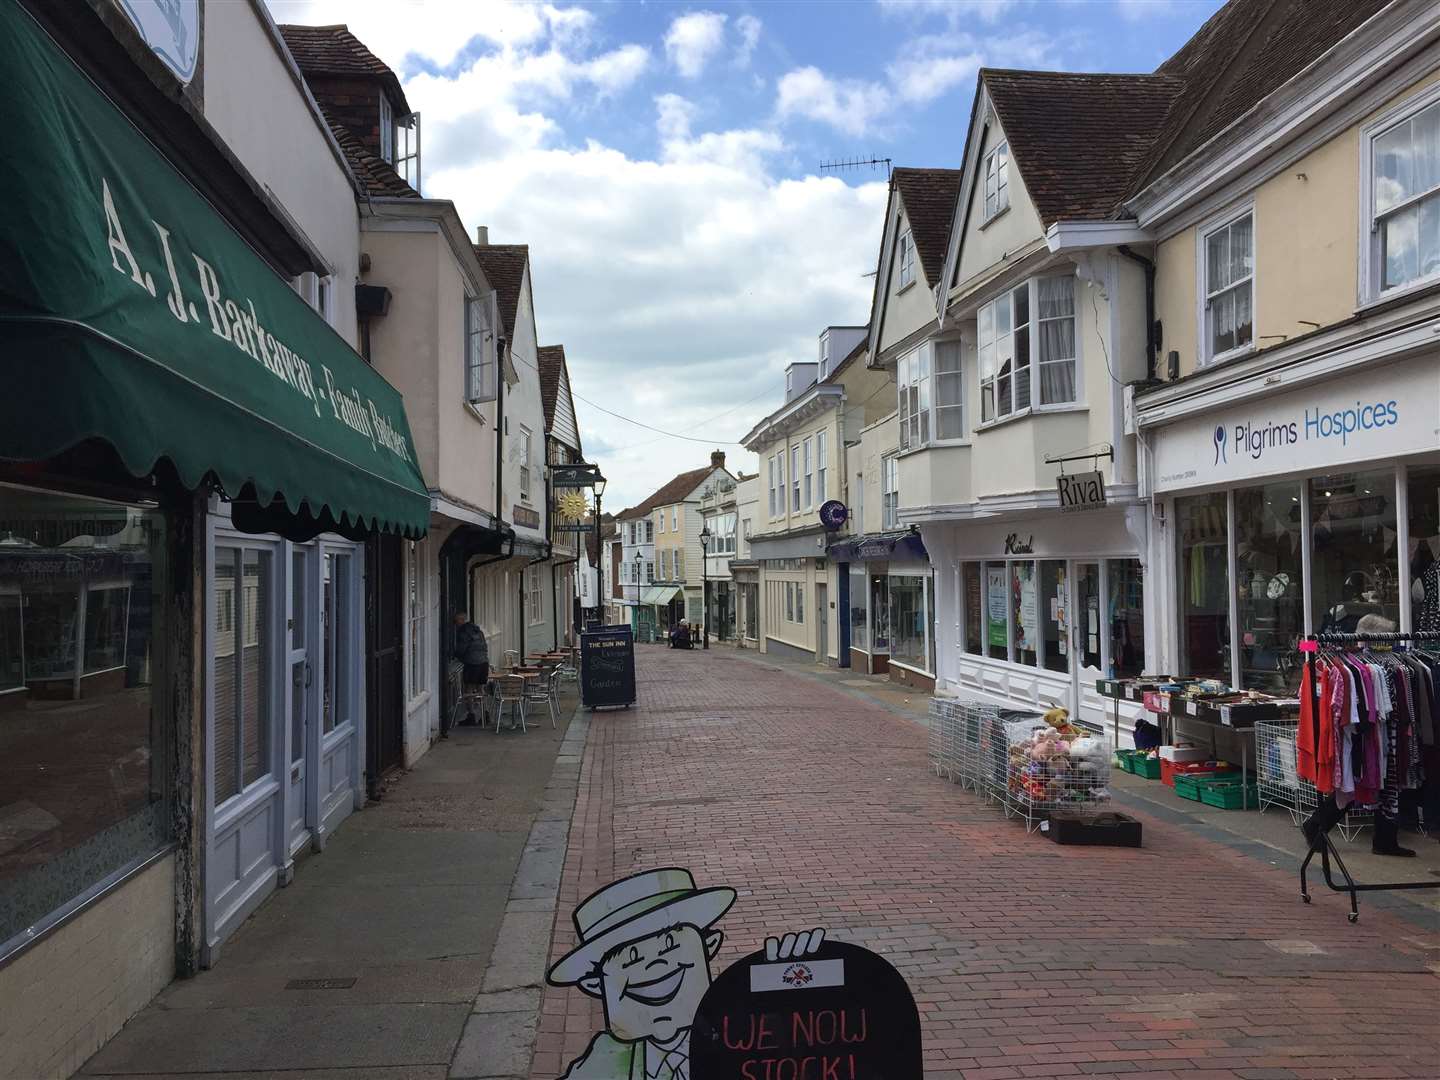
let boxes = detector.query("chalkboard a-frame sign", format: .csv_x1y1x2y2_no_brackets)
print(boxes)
580,625,636,709
690,940,923,1079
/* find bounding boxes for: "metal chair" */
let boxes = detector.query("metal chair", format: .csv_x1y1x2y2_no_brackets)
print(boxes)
494,674,528,733
450,662,488,728
525,668,559,728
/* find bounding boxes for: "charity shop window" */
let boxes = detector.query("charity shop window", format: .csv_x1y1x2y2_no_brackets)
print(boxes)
888,574,930,674
979,275,1077,422
983,140,1009,221
1202,209,1254,364
1369,90,1440,296
898,229,916,288
0,484,170,953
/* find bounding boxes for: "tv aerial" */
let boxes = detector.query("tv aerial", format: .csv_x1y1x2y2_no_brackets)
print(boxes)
819,156,892,177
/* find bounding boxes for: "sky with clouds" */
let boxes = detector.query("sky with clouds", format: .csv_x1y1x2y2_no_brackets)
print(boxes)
265,0,1223,510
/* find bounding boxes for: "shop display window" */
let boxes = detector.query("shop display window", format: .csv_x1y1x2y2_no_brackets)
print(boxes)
849,565,868,653
1040,560,1068,673
0,484,168,951
984,562,1007,660
962,562,983,656
1009,562,1038,667
1409,465,1440,633
1311,471,1399,635
1177,492,1232,682
1234,483,1302,692
869,574,890,652
888,574,930,673
1076,562,1102,672
1106,559,1145,679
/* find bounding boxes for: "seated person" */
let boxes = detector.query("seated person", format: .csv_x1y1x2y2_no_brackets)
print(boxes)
668,623,692,649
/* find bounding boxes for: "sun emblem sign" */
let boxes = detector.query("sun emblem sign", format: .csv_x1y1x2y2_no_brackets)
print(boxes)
556,490,590,522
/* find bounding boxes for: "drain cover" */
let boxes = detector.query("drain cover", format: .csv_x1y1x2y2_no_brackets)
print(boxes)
286,977,357,990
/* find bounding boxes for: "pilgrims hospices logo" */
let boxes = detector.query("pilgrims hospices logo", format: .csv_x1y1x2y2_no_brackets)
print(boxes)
1213,424,1227,465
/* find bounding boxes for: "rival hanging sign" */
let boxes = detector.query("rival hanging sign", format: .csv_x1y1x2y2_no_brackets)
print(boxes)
1056,470,1107,513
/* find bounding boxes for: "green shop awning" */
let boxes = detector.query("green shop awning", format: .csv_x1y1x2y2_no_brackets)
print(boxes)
0,4,429,538
641,586,682,606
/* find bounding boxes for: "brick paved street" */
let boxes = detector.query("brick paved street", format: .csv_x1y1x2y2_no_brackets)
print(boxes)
533,648,1440,1080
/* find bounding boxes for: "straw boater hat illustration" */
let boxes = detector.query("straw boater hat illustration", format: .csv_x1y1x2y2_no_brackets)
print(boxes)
548,868,736,986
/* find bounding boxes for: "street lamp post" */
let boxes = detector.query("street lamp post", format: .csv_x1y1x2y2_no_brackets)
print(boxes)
632,551,642,639
699,524,711,650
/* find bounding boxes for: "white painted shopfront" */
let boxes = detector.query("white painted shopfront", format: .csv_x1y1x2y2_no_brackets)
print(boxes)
922,504,1152,737
205,510,364,964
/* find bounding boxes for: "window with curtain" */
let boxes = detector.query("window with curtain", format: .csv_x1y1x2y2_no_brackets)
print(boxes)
1036,276,1077,405
1177,492,1232,682
1371,94,1440,293
962,562,982,656
1203,211,1254,362
1312,470,1399,636
1234,484,1302,692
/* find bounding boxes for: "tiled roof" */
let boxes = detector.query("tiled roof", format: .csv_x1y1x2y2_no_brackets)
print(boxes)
277,23,410,113
1135,0,1390,190
891,168,961,284
537,345,565,431
320,106,417,198
472,245,529,344
617,465,717,520
982,69,1186,226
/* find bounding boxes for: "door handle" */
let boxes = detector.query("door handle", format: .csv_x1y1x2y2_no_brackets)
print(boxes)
304,660,313,688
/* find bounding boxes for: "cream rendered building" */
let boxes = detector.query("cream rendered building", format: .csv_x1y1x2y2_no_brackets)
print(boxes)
1131,1,1440,700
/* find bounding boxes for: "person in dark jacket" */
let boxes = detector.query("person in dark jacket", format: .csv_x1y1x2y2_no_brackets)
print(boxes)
453,613,489,725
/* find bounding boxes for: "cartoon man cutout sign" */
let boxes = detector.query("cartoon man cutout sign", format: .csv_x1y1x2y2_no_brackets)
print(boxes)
546,867,825,1079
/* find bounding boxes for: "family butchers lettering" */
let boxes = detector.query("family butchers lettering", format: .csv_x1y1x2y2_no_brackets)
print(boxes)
100,177,411,463
722,1007,867,1080
1231,399,1399,461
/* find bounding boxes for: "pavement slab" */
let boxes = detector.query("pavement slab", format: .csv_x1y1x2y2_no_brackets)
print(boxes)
528,647,1440,1080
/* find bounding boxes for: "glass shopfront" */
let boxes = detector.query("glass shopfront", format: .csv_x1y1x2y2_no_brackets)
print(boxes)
889,573,931,674
849,564,868,653
1170,462,1436,692
0,484,169,952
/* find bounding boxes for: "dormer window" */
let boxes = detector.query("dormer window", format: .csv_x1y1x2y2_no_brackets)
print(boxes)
983,141,1009,222
395,112,421,192
818,335,830,380
898,229,916,288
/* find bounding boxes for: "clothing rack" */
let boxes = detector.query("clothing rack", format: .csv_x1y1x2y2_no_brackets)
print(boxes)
1297,631,1440,921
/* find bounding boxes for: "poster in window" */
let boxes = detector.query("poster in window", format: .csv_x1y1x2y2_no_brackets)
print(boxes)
986,566,1007,647
1015,569,1037,653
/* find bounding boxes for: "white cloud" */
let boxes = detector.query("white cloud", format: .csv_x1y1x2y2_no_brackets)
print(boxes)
775,67,893,138
876,0,1019,26
1116,0,1180,20
734,14,762,67
888,52,981,103
665,11,728,79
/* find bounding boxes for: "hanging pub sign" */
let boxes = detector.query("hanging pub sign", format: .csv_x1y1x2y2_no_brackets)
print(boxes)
1056,470,1107,513
818,500,849,531
552,463,603,488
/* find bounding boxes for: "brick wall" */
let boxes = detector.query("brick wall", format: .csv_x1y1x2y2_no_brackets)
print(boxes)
308,75,385,158
0,854,175,1079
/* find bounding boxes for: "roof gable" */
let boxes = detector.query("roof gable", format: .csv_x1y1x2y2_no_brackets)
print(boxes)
892,168,961,284
537,344,581,452
277,23,410,113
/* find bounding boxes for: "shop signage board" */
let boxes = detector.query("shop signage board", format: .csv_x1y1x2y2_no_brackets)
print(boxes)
690,940,923,1079
580,626,636,709
512,505,541,529
118,0,200,84
1149,356,1440,493
552,464,602,488
553,522,595,533
1056,470,1106,513
818,500,849,530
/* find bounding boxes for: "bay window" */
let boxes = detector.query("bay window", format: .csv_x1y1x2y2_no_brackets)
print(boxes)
897,340,962,449
1202,209,1254,363
881,454,898,529
1370,91,1440,294
979,274,1076,422
768,455,779,518
790,445,800,513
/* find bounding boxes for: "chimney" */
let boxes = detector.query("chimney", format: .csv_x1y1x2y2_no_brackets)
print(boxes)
475,225,489,245
710,450,725,470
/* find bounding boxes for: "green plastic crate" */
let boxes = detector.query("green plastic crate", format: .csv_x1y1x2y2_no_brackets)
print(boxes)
1113,749,1136,773
1197,777,1257,810
1173,771,1238,802
1132,754,1162,780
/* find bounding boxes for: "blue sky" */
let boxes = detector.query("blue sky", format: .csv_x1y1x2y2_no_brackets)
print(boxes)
270,0,1224,508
